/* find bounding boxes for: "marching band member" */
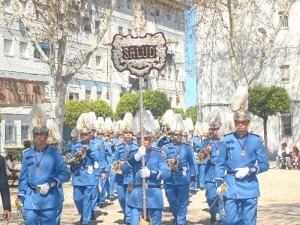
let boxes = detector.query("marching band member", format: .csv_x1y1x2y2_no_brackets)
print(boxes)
69,113,99,225
157,109,174,148
18,104,70,225
112,113,139,225
203,111,223,225
215,86,269,225
163,114,196,225
88,113,106,220
122,109,171,225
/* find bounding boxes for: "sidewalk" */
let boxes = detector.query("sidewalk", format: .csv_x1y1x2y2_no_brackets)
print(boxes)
2,163,299,225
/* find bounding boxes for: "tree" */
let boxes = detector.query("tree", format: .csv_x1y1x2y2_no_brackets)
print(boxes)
6,0,117,134
64,99,113,126
172,108,187,120
115,90,171,120
186,106,197,124
249,85,291,151
194,0,296,88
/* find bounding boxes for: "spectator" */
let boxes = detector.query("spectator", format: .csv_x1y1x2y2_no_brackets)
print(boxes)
5,153,20,180
0,155,11,221
276,142,291,169
23,140,32,149
291,146,299,170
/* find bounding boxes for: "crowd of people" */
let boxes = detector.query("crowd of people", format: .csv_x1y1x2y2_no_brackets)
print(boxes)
0,86,272,225
275,142,300,170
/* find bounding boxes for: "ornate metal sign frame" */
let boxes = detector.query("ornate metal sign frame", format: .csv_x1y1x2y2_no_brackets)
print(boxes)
111,32,167,77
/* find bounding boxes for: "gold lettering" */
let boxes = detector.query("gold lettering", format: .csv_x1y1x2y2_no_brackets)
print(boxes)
137,47,142,58
123,47,129,59
130,48,136,59
149,47,156,58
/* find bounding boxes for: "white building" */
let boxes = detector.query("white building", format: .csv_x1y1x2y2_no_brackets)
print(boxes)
0,0,189,152
195,1,300,153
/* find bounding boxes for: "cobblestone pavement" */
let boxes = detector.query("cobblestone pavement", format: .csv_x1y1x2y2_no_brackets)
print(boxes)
2,162,300,225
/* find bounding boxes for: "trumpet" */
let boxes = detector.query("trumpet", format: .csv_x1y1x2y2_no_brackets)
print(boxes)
64,148,87,164
167,156,179,172
111,160,124,174
195,144,212,164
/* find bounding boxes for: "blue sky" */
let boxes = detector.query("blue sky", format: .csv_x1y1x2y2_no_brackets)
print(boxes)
185,7,197,108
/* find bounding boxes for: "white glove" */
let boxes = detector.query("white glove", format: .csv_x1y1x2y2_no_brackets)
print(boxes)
94,162,99,169
141,167,150,178
37,183,50,195
216,186,224,196
235,167,250,179
87,166,93,174
135,146,146,161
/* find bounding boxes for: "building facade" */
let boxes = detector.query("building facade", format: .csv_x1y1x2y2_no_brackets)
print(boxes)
0,0,189,152
195,1,300,153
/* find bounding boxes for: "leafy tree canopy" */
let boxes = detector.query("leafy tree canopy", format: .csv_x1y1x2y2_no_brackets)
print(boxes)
115,90,171,120
172,108,187,120
186,106,197,124
64,100,113,126
249,85,291,118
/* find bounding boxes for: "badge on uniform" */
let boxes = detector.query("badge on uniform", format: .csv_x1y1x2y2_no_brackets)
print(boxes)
241,149,246,157
127,183,133,195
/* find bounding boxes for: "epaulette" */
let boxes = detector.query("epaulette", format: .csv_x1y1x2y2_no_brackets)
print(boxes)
183,142,190,146
22,147,31,153
250,132,263,141
249,131,259,137
224,132,233,137
152,147,161,153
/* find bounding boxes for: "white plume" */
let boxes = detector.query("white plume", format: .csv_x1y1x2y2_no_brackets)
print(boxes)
161,109,175,128
231,86,249,112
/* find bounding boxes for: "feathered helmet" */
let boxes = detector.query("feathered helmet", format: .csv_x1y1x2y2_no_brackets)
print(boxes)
209,110,222,129
105,117,114,134
161,109,175,133
70,128,79,138
95,117,106,134
114,120,124,135
200,122,210,137
133,109,156,138
170,114,185,135
30,103,49,135
122,112,134,133
76,113,93,134
231,86,252,121
87,112,97,131
186,117,194,132
194,121,202,136
46,119,62,145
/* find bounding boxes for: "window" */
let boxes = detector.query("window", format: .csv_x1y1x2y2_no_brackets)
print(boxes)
21,124,30,142
4,39,13,56
34,43,51,59
279,65,290,84
279,12,288,28
118,26,123,34
281,114,292,137
97,91,102,99
86,90,91,100
68,92,79,100
83,17,91,32
95,20,100,34
156,10,160,17
5,124,16,145
126,0,131,9
20,42,28,58
96,56,102,69
128,29,132,35
166,14,171,21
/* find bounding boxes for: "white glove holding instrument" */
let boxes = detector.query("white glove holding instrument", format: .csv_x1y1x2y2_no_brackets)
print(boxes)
235,167,250,179
134,146,146,161
37,182,50,195
141,167,151,178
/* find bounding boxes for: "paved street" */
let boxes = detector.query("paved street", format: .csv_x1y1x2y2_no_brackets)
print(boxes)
2,162,300,225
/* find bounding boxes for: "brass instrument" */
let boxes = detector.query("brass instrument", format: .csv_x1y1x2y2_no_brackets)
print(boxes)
15,197,23,225
63,148,87,164
111,160,124,174
195,144,212,164
167,155,179,172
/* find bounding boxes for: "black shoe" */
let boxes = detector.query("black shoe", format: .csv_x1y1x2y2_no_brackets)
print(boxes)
91,215,96,220
200,187,205,190
211,216,217,225
99,203,105,208
80,216,83,224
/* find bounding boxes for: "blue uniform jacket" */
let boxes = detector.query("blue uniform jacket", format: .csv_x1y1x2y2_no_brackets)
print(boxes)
104,139,114,168
204,138,222,183
90,137,107,175
69,141,97,186
18,146,70,210
112,141,139,185
163,141,196,185
216,132,269,199
122,147,171,209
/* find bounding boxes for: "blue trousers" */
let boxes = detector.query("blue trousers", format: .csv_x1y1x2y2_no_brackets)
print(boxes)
73,185,94,225
98,173,108,204
108,170,116,198
205,182,223,222
130,207,162,225
165,183,190,225
91,175,100,217
117,183,131,223
55,206,62,225
196,163,206,189
23,208,57,225
224,198,257,225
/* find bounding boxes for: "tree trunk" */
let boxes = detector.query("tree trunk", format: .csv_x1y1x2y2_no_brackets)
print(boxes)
263,116,268,152
55,77,68,135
